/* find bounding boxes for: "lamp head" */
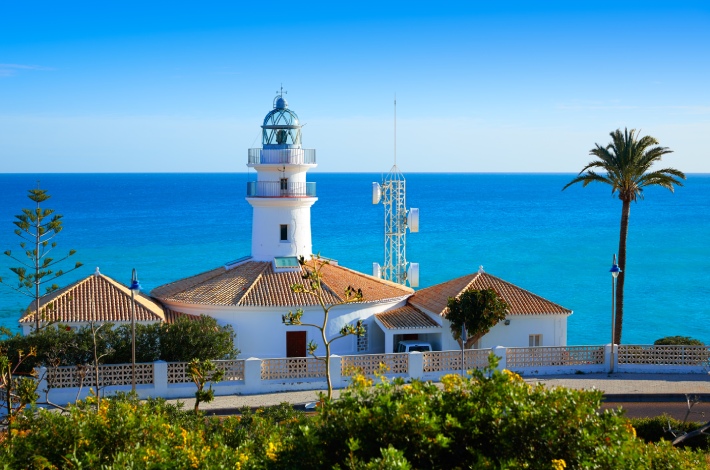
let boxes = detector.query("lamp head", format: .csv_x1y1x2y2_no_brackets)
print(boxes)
129,268,142,291
610,264,621,278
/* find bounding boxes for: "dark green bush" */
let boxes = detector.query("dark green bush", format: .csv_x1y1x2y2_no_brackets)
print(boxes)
0,314,236,371
654,336,704,346
632,415,710,450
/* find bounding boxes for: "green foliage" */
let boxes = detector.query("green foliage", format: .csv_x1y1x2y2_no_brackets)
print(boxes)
0,395,304,469
0,348,39,441
0,362,707,469
446,288,509,348
654,336,704,346
0,187,83,332
0,315,237,373
189,358,224,412
159,315,237,362
276,355,708,469
632,415,710,450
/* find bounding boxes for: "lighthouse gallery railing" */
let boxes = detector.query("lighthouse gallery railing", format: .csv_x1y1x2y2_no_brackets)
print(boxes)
248,148,316,165
246,181,316,198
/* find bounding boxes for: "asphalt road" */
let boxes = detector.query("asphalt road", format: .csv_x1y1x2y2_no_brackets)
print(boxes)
602,400,710,422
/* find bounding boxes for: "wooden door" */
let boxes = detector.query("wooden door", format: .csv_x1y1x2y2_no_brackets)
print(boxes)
286,331,307,357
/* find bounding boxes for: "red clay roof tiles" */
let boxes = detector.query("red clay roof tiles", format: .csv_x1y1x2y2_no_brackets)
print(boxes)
19,273,168,324
151,259,413,307
409,271,571,317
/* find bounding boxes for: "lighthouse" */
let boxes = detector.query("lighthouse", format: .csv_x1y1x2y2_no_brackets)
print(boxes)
246,91,317,261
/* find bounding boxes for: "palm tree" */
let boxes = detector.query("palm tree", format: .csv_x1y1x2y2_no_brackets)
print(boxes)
563,128,685,344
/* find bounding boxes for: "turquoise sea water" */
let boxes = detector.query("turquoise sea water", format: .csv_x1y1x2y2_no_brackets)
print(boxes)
0,173,708,345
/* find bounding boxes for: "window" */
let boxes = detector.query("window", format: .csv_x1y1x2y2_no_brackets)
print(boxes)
357,323,369,352
280,224,288,241
529,334,542,347
280,178,288,191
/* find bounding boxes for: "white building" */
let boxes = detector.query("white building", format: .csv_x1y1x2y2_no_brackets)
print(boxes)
148,93,573,358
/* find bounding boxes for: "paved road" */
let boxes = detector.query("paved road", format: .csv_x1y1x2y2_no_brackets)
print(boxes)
603,401,710,421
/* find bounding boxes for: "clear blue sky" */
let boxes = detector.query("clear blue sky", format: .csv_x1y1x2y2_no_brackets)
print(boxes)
2,1,708,173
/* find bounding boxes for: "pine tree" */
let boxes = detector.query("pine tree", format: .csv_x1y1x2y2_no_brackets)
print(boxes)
1,186,83,332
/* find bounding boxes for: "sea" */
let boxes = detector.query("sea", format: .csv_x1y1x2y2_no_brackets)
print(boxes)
0,173,708,346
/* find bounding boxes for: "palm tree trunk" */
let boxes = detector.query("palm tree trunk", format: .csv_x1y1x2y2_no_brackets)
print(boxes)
616,198,631,344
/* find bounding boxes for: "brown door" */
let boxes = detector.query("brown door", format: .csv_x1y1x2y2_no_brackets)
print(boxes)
286,331,307,357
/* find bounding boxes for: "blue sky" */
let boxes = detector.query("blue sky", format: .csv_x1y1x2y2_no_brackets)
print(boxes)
1,1,708,173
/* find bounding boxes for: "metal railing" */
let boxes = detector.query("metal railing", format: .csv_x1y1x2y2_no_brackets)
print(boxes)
248,148,316,165
246,181,316,198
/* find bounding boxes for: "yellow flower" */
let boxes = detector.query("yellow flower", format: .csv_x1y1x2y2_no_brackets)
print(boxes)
441,374,464,391
266,441,279,461
235,453,249,470
551,458,566,470
502,369,522,382
625,422,637,438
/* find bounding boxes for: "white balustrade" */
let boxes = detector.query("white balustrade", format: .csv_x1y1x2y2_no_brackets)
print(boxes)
38,345,710,406
341,353,408,376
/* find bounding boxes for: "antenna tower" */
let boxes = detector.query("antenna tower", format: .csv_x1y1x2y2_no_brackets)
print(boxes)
372,98,419,287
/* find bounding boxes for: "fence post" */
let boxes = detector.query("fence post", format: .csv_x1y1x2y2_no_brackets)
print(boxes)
153,361,168,397
408,351,424,380
494,346,507,371
329,355,343,389
243,358,262,394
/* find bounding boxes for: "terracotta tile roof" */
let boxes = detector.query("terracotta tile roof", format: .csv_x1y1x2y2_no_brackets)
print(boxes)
409,270,572,317
19,273,168,325
151,259,413,307
376,305,441,330
163,309,202,324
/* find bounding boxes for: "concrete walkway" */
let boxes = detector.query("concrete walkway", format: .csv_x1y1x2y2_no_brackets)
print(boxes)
167,373,710,413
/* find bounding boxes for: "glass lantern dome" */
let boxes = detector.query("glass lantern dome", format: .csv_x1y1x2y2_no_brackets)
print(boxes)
262,95,302,148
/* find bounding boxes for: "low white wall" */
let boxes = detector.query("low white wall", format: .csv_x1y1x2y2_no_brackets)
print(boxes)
37,344,710,407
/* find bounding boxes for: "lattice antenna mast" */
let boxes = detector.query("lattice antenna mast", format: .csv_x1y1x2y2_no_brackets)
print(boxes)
371,98,419,287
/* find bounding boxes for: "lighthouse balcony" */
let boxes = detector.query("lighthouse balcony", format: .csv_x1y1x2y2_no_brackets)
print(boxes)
248,148,316,165
246,181,316,198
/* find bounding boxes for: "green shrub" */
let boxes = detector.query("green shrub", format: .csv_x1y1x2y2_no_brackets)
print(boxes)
0,314,237,371
654,336,704,346
1,395,304,469
275,356,709,469
1,357,708,469
632,415,710,450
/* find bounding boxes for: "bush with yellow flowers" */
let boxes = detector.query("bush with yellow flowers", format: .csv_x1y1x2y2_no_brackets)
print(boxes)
273,355,708,469
1,355,708,469
0,393,304,469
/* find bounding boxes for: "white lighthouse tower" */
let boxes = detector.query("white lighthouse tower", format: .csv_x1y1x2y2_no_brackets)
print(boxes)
247,91,317,261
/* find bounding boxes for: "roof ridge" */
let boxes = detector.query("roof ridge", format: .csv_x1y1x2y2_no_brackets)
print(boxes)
458,271,483,299
478,272,572,313
319,259,414,294
236,262,271,306
98,274,166,321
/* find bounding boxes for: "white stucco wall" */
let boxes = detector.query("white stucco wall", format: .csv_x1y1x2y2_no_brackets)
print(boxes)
247,197,317,261
440,314,568,350
160,297,408,358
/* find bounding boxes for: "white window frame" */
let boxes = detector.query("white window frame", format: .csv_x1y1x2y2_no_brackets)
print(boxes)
529,334,542,347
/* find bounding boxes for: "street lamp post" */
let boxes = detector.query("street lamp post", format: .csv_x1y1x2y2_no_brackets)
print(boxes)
129,269,142,393
609,255,621,373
